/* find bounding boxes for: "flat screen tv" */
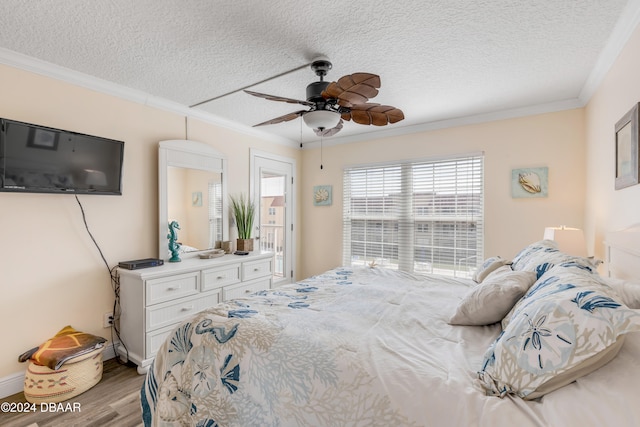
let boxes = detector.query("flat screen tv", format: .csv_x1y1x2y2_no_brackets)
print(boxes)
0,118,124,195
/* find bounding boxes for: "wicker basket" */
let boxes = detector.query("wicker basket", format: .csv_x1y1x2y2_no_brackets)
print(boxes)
23,347,104,403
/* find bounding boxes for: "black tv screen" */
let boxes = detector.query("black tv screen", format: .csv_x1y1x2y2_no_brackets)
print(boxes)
0,118,124,195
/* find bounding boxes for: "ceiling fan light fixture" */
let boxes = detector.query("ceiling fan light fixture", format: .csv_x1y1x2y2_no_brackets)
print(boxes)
303,110,340,130
244,59,403,137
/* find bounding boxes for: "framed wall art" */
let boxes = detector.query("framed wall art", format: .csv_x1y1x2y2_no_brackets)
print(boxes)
27,128,58,150
614,103,640,190
313,185,332,206
511,167,548,198
192,191,203,207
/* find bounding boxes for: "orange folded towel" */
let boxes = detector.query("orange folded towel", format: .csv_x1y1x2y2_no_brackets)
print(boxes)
18,325,106,370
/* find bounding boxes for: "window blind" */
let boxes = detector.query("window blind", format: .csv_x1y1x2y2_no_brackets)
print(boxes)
208,181,223,247
343,154,484,277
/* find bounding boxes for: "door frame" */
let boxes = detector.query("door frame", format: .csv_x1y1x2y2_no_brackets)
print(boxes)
250,149,296,285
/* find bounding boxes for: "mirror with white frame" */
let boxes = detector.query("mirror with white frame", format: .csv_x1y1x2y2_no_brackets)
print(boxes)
158,139,228,260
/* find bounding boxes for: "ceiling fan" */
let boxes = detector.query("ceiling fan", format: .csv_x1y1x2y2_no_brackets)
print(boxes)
244,58,404,138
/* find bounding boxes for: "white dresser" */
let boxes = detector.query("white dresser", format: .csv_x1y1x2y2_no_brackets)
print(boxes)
117,252,273,373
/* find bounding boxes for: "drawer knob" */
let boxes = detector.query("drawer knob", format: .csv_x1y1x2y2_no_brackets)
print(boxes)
245,289,252,293
253,268,260,272
181,306,194,312
217,275,226,280
166,286,178,291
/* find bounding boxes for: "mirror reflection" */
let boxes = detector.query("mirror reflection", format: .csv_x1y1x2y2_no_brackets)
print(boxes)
167,166,223,254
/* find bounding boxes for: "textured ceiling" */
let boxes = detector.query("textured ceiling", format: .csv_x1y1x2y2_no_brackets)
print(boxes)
0,1,638,145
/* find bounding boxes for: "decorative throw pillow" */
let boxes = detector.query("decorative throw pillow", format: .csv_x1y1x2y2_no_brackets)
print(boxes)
510,240,595,279
502,255,599,330
450,266,536,326
478,264,640,400
604,278,640,309
473,256,510,283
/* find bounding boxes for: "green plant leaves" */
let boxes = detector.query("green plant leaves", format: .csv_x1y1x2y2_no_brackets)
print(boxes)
230,193,255,239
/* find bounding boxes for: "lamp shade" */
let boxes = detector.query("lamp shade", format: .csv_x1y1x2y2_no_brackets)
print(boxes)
302,110,340,130
543,226,587,256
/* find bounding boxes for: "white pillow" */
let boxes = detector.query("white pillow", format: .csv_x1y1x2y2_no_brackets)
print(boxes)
472,256,510,283
449,266,537,326
605,278,640,309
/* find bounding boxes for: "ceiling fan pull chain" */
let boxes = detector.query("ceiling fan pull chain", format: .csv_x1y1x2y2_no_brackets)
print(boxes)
320,134,324,170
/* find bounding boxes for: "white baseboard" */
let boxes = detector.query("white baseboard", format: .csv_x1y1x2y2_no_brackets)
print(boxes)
0,370,25,400
0,343,117,399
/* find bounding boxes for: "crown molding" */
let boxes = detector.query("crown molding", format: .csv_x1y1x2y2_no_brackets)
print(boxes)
579,0,640,103
302,98,584,149
0,47,298,148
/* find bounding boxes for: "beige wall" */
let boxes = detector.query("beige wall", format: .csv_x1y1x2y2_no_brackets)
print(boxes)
300,109,587,278
584,23,640,261
0,64,300,378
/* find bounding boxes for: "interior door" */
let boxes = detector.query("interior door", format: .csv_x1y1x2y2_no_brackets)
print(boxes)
251,150,295,286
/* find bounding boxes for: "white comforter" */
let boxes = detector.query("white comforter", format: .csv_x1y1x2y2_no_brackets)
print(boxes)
141,267,640,426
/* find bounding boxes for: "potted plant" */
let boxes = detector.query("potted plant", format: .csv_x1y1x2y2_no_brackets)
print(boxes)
230,193,255,251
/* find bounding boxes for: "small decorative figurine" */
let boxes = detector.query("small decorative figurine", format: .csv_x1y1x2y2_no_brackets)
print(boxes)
168,220,182,262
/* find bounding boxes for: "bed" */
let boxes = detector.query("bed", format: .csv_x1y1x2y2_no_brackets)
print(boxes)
141,226,640,426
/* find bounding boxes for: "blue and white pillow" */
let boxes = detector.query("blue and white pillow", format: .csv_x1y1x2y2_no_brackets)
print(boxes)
478,263,640,399
510,240,595,279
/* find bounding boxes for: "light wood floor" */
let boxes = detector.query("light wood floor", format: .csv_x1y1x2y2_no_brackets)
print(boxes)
1,358,145,427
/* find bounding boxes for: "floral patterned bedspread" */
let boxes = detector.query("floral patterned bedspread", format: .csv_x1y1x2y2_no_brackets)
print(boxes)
139,266,640,427
141,267,474,427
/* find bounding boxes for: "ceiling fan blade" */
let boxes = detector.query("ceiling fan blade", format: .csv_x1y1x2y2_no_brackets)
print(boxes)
343,103,405,126
322,73,381,107
252,110,307,127
244,90,314,107
314,119,343,137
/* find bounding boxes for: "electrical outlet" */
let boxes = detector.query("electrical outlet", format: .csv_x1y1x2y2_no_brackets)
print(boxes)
103,312,114,328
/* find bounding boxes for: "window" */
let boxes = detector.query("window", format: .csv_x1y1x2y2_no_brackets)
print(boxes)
208,180,223,247
343,154,483,277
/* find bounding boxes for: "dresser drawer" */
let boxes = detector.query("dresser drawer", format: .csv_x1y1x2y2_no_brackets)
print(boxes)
201,264,241,291
145,272,199,306
223,277,271,300
146,291,220,332
146,324,176,358
242,258,273,282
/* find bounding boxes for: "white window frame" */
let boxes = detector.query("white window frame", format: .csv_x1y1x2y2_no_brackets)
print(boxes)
342,153,484,278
